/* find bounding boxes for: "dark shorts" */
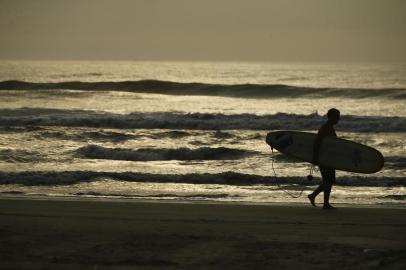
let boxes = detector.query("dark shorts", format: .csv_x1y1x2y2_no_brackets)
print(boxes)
319,166,336,184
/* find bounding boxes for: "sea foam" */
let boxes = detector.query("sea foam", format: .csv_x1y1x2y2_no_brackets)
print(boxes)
1,108,406,132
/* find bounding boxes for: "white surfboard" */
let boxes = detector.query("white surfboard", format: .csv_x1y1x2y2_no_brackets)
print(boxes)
266,131,384,174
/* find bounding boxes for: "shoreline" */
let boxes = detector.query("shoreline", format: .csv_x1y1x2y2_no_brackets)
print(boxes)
1,194,406,209
0,194,308,207
1,197,405,269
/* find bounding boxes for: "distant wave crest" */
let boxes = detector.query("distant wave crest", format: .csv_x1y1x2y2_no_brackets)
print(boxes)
1,80,406,99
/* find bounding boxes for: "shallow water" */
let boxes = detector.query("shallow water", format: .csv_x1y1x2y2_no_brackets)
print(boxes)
0,61,405,206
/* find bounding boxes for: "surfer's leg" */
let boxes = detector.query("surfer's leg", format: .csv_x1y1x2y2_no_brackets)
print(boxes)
308,184,323,206
323,181,332,205
308,166,328,206
322,169,336,209
310,184,323,198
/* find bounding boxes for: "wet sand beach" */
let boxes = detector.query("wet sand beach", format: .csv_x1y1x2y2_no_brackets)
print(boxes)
0,197,405,269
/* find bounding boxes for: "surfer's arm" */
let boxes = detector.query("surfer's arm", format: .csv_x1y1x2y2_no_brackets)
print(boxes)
313,126,327,165
312,135,322,165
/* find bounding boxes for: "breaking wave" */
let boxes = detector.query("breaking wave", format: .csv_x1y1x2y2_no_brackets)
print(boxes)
37,130,140,142
29,129,196,142
384,156,406,169
1,108,406,132
0,149,46,163
0,171,404,187
1,80,406,99
76,145,256,161
381,195,406,200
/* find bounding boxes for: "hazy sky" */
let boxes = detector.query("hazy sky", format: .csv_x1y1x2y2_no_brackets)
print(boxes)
1,0,405,62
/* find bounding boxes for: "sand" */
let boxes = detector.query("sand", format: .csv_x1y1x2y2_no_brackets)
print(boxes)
0,197,405,269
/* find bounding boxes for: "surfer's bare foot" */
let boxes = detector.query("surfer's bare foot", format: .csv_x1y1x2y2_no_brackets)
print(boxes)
322,204,336,210
308,195,316,207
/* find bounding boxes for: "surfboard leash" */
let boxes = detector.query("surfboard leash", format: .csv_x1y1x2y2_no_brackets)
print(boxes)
308,165,316,181
270,149,314,198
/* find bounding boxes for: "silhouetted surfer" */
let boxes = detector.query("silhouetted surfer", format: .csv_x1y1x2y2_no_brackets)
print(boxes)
308,108,340,210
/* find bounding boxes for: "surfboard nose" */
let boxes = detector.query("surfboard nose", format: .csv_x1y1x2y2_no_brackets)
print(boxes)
266,131,294,150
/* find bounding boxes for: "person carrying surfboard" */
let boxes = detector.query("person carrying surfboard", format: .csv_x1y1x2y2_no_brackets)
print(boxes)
308,108,340,210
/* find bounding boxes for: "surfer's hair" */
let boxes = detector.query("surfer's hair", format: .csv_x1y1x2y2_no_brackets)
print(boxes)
327,108,340,119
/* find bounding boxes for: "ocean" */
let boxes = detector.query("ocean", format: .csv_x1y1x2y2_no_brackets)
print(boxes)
0,60,405,206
